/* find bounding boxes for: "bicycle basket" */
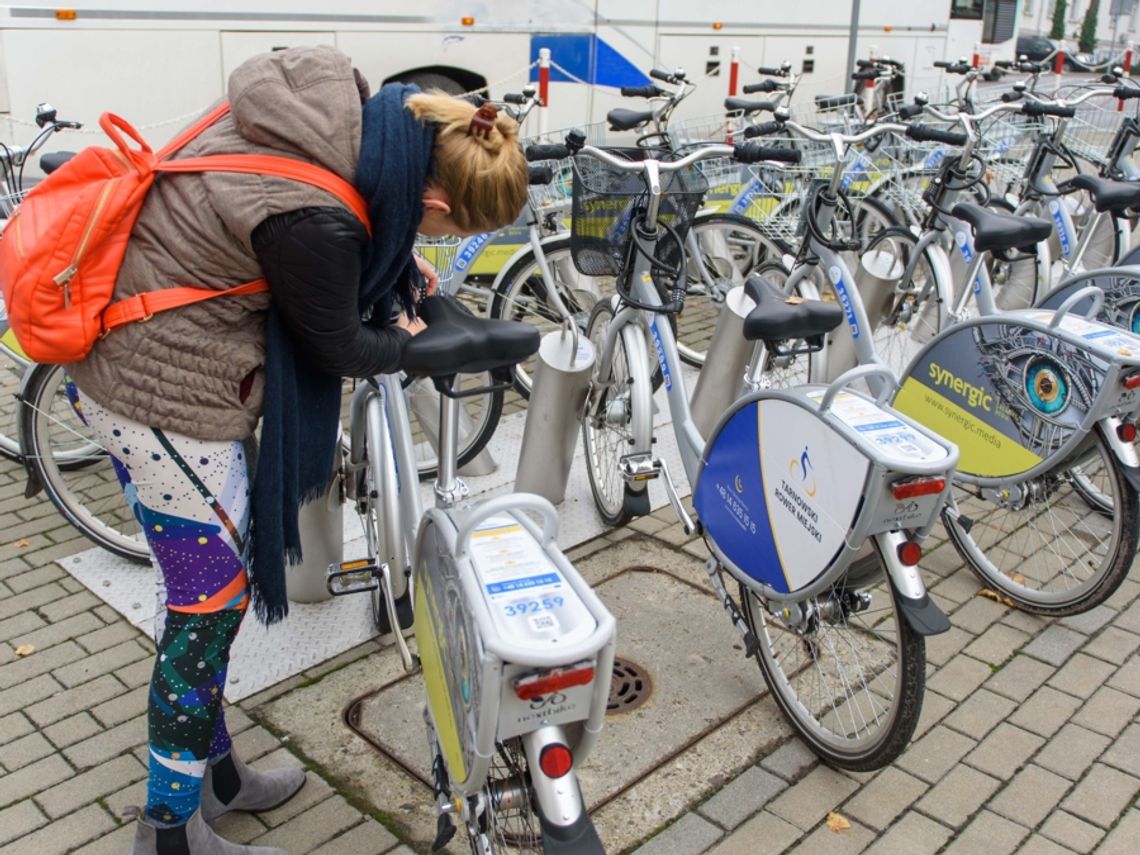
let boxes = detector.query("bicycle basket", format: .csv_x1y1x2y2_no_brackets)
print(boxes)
570,147,709,278
413,234,463,296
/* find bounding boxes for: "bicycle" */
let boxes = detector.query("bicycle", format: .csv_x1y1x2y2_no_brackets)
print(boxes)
541,130,959,770
325,284,614,853
746,107,1140,616
1,103,80,461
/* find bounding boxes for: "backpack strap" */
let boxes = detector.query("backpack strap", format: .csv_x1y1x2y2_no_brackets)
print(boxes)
156,154,371,230
100,278,270,338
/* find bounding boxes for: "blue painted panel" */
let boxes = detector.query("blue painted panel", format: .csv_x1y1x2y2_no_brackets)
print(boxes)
529,33,650,87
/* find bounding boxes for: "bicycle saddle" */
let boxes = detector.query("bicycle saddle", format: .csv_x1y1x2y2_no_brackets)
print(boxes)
815,93,859,110
607,108,654,131
400,295,540,378
39,151,76,175
1060,174,1140,213
742,275,845,342
949,202,1052,254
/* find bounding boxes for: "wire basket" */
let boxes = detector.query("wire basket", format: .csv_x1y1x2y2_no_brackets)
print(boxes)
413,235,463,296
976,113,1045,191
1065,98,1137,169
570,147,708,278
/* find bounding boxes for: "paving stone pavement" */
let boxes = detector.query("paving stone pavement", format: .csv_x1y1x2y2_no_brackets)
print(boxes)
2,449,1139,855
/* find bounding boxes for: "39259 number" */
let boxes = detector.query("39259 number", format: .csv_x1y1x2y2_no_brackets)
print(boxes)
504,596,564,617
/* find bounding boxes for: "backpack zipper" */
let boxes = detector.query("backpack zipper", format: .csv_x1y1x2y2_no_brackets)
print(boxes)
53,179,115,308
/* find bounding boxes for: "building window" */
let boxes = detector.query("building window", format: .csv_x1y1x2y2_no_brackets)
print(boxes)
950,0,984,20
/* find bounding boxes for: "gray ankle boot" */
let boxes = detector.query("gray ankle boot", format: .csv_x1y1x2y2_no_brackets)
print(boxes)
200,752,306,824
130,808,286,854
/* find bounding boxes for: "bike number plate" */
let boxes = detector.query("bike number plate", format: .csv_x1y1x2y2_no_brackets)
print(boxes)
694,398,868,594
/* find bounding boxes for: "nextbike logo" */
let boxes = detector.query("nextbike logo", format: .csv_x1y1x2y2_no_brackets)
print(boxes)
955,230,981,293
928,361,994,411
1049,200,1071,258
730,177,767,216
840,153,872,193
454,232,492,272
923,147,947,170
650,319,672,391
829,265,859,339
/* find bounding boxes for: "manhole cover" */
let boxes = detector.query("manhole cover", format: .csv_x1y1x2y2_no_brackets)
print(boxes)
608,657,652,714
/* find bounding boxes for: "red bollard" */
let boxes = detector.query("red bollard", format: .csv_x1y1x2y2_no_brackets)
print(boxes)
728,46,740,96
1054,49,1066,75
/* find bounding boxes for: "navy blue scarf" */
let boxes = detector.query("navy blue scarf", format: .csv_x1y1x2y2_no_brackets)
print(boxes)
247,83,434,624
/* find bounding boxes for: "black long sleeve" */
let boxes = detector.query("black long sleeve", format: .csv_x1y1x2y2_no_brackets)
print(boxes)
251,206,411,378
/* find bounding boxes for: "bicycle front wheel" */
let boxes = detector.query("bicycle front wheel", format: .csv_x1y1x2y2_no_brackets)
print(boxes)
739,537,926,771
582,300,653,526
943,432,1139,616
863,227,944,379
489,236,613,397
0,337,30,461
401,373,503,481
19,363,150,563
677,214,789,367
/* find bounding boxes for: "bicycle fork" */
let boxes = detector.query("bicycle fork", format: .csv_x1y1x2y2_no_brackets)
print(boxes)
521,726,604,854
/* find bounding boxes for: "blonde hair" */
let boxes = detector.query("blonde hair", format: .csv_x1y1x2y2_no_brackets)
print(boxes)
406,91,528,234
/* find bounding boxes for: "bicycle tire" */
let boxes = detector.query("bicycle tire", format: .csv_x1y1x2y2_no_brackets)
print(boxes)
0,339,29,461
862,227,945,380
360,385,409,633
18,363,150,563
739,536,926,771
675,213,790,368
582,300,653,526
942,430,1138,616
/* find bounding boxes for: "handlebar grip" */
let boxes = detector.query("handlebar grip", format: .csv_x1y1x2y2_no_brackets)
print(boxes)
742,80,779,94
503,93,526,104
734,142,801,164
724,97,776,114
906,124,968,146
525,143,570,161
527,164,554,185
898,103,925,120
1022,101,1076,118
755,66,787,76
649,67,676,83
994,60,1013,69
1115,86,1140,100
620,84,666,98
933,60,952,68
1001,91,1024,102
856,58,875,68
742,121,784,138
852,70,879,81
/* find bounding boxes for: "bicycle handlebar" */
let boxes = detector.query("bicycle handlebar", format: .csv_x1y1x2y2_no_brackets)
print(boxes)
906,124,968,146
1116,86,1140,100
649,67,685,84
525,143,571,161
755,65,789,77
724,97,777,114
1022,100,1076,118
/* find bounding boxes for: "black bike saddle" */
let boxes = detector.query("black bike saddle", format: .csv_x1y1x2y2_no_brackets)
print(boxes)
743,275,845,342
950,202,1052,254
1062,174,1140,213
400,295,540,378
606,108,654,131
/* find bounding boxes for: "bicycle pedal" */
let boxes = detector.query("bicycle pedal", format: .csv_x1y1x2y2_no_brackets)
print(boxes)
326,559,380,596
619,452,661,484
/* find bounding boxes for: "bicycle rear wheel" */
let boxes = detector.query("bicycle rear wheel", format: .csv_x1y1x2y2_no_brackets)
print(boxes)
19,363,150,563
943,432,1138,616
739,537,926,771
468,738,543,854
582,300,653,526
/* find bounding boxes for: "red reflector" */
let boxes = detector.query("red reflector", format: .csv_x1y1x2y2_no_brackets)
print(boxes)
539,743,573,779
513,664,595,701
897,541,923,566
891,477,946,500
1124,374,1140,390
1118,422,1138,442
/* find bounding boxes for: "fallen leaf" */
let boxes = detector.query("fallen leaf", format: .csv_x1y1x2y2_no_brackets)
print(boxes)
14,644,35,657
15,538,30,548
977,588,1018,609
1010,573,1027,585
826,811,851,833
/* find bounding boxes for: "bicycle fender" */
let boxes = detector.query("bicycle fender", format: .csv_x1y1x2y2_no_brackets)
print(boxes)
1100,417,1140,491
877,531,950,636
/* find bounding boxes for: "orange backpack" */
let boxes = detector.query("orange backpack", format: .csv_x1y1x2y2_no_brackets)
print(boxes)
0,102,370,363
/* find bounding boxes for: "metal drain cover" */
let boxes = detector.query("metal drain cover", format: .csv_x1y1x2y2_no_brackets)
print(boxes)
608,657,652,713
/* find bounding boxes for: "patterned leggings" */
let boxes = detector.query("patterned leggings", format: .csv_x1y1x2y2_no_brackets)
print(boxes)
79,395,251,827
